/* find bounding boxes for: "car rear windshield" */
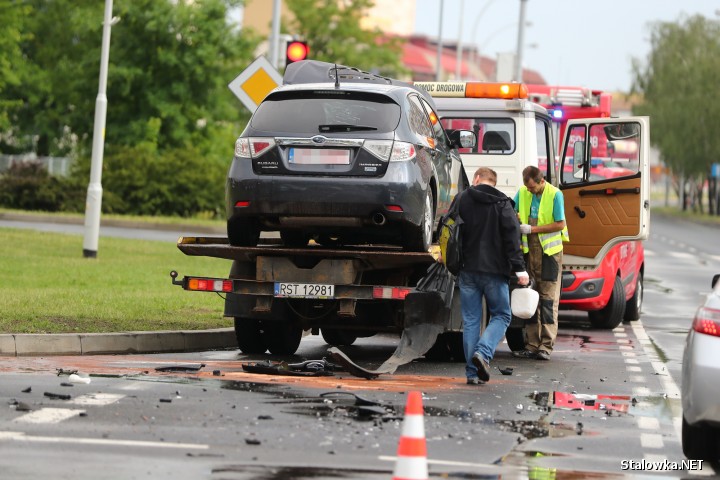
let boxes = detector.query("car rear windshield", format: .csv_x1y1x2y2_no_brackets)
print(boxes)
252,90,402,134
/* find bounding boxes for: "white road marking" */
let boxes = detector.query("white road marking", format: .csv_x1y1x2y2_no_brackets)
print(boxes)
630,375,647,383
633,386,651,396
626,366,642,372
644,249,655,256
378,455,525,473
625,358,639,364
669,252,694,260
613,332,628,338
0,431,208,450
70,393,124,406
640,433,664,448
637,416,659,430
13,408,85,424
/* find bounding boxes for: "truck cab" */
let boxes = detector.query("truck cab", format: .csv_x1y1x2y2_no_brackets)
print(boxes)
419,81,649,331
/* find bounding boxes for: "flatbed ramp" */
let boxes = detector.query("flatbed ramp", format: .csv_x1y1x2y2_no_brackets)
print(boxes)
177,237,438,269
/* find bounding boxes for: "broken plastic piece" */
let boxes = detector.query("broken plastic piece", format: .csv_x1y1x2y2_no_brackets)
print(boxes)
155,363,206,372
499,367,514,376
68,374,92,384
44,392,71,400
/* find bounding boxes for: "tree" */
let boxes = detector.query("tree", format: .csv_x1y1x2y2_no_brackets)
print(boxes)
0,0,33,132
631,15,720,213
284,0,405,78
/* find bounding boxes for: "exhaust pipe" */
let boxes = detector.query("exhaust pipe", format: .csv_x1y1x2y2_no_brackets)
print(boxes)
372,212,386,226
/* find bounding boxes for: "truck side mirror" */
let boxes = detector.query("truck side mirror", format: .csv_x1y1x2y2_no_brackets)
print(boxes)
447,129,476,149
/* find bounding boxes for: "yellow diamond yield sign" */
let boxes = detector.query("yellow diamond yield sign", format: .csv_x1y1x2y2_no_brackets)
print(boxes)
228,56,282,113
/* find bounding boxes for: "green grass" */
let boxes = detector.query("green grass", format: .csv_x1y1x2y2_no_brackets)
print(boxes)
0,227,233,333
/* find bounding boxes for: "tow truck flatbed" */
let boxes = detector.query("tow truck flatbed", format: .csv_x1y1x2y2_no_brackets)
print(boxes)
177,237,438,270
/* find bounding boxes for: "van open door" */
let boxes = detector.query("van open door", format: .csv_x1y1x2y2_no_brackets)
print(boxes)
557,117,650,269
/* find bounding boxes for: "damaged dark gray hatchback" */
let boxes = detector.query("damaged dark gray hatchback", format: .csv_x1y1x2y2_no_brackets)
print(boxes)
226,61,475,251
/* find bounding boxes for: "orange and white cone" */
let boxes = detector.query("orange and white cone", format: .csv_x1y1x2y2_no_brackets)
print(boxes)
392,390,428,480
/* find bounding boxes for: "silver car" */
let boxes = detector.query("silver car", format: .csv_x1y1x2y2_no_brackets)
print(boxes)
681,273,720,460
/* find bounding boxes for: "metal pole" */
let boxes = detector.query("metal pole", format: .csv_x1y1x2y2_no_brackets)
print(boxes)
269,0,281,69
514,0,528,82
436,0,444,81
455,0,464,80
83,0,114,258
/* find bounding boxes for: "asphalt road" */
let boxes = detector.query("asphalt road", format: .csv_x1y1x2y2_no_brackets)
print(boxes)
2,213,719,478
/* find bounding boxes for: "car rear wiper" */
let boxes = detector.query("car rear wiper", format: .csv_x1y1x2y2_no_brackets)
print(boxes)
319,124,378,132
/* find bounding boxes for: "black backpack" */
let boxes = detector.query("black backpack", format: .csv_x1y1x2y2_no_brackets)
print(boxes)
437,191,465,276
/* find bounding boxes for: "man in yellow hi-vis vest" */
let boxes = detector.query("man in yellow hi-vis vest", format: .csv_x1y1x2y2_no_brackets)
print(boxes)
512,166,569,361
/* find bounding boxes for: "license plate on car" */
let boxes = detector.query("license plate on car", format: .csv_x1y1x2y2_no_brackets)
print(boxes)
274,282,335,299
288,148,350,165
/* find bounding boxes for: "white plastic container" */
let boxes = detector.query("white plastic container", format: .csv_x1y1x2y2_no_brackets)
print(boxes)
511,287,539,319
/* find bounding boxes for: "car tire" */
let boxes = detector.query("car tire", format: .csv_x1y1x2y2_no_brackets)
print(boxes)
682,415,717,460
321,328,357,346
624,271,643,321
227,218,260,247
505,327,525,352
280,230,309,247
263,322,303,355
403,189,434,252
588,275,626,329
234,318,268,354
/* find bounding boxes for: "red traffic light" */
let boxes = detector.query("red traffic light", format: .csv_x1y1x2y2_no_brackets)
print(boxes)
286,41,309,64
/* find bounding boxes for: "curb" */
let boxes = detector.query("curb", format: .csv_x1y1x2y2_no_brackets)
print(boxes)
0,328,237,357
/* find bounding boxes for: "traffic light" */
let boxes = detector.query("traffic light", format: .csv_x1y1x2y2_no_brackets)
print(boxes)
286,40,309,65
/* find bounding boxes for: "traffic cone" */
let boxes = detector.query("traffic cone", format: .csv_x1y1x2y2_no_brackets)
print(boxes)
392,390,428,480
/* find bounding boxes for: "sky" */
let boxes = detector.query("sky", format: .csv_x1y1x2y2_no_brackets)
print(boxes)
414,0,719,92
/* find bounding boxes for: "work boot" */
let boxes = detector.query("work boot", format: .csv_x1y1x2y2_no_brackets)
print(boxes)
536,350,551,361
512,349,537,359
472,353,490,382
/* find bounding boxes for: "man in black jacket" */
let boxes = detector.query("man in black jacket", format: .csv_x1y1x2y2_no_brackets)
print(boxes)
457,167,529,385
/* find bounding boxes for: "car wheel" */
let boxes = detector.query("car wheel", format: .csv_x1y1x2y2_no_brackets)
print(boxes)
263,322,303,355
505,327,526,352
682,415,717,460
280,230,309,247
234,318,268,354
227,218,260,247
321,328,357,346
588,275,626,329
624,271,643,321
403,189,434,252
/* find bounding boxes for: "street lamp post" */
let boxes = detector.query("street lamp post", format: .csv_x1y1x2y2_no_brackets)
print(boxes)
435,0,444,81
514,0,528,82
82,0,115,258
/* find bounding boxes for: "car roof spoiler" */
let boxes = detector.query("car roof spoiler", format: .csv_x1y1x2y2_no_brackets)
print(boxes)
282,60,436,108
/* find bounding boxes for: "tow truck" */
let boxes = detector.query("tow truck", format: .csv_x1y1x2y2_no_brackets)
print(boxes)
418,81,649,339
171,77,650,373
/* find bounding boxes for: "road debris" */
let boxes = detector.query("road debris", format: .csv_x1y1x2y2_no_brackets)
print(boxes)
155,363,206,372
44,392,71,400
68,374,92,384
241,359,338,377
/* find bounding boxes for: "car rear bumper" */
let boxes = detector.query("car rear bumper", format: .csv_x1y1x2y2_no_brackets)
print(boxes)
682,330,720,426
225,158,429,230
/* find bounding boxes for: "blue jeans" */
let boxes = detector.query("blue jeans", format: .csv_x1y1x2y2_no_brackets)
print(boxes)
459,270,511,379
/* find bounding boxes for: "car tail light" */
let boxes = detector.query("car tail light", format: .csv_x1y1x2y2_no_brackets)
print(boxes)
187,278,233,293
373,286,412,299
389,141,416,162
692,307,720,337
363,140,393,161
235,137,275,159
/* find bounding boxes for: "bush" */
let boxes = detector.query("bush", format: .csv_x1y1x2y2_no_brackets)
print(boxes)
99,145,226,218
0,161,83,211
